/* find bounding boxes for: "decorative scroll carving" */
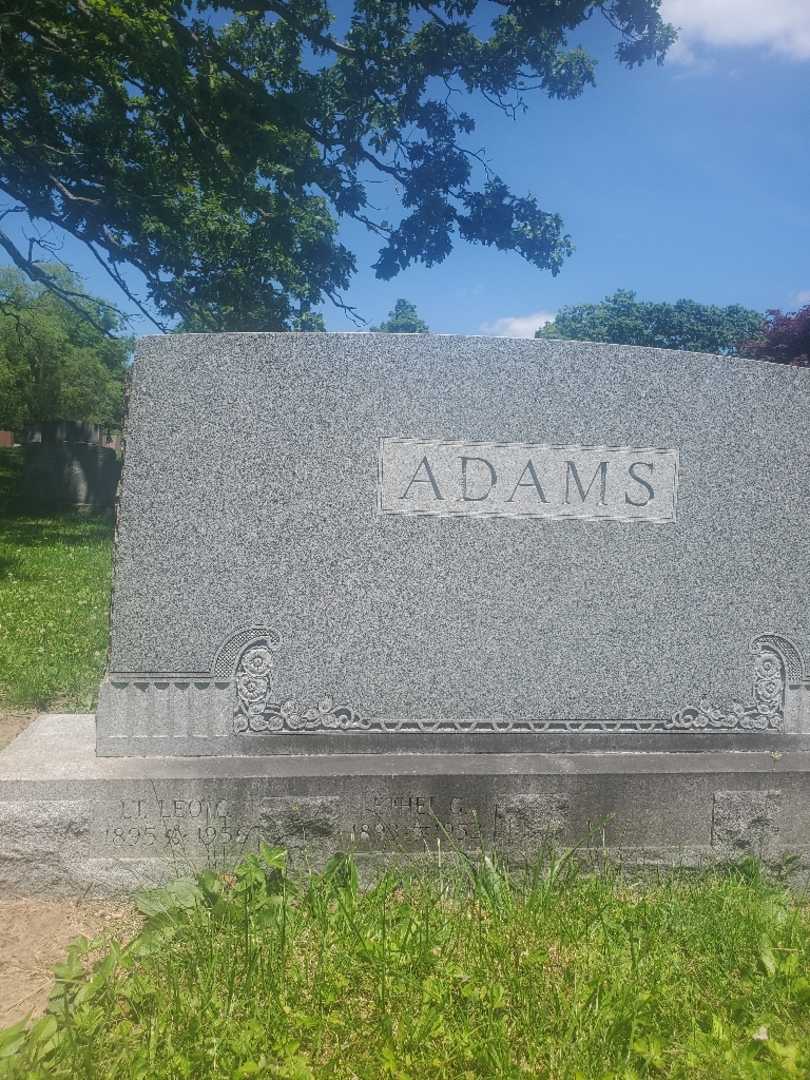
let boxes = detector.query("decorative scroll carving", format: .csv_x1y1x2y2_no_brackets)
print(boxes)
236,696,366,735
230,632,800,736
230,630,365,734
665,635,791,733
212,625,281,678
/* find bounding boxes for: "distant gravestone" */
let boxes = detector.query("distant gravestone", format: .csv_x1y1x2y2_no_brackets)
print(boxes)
21,443,120,510
2,333,810,894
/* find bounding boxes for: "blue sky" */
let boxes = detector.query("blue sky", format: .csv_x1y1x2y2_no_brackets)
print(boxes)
3,1,809,337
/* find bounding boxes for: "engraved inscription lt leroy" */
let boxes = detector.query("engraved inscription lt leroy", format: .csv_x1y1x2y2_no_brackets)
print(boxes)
378,439,679,523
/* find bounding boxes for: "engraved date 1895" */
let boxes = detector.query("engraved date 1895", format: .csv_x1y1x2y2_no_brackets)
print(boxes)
105,797,260,851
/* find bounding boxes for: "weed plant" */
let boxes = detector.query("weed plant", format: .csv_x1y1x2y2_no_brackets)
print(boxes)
2,849,810,1078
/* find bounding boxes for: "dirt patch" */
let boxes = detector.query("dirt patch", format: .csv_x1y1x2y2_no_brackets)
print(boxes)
0,715,142,1030
0,711,33,752
0,898,141,1028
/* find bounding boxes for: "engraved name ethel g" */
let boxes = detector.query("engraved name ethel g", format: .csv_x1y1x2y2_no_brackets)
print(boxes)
378,438,679,523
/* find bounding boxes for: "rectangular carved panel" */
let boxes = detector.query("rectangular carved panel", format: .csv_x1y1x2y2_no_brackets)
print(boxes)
378,438,678,522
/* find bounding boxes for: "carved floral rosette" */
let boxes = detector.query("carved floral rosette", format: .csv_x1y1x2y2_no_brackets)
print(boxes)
233,644,277,734
231,631,799,736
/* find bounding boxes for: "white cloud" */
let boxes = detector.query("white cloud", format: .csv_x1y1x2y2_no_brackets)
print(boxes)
662,0,810,61
479,310,555,338
665,36,714,71
795,290,810,306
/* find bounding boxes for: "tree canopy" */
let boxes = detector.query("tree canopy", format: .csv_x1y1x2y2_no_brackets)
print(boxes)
0,267,129,433
372,298,429,333
0,2,674,331
740,306,810,366
536,289,764,355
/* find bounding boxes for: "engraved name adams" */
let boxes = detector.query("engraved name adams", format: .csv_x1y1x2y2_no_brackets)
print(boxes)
378,439,679,523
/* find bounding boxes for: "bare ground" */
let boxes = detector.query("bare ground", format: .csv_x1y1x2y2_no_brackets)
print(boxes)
0,709,33,752
0,714,141,1029
0,897,141,1028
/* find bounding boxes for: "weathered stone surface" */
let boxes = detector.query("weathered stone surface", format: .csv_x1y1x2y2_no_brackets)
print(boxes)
4,716,810,894
712,789,783,859
97,333,810,755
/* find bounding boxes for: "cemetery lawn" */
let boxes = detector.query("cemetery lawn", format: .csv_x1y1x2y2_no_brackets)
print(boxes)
3,852,810,1078
0,450,113,710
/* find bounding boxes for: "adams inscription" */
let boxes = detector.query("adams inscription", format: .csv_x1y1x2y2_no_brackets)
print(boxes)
378,438,679,522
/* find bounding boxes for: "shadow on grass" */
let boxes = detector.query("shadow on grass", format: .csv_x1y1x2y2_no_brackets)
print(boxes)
0,513,114,547
0,505,114,587
0,448,116,537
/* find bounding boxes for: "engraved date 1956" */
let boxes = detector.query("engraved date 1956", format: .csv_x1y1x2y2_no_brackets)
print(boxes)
104,796,260,851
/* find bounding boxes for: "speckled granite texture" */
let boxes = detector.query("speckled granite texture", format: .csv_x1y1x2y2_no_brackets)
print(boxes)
97,333,810,755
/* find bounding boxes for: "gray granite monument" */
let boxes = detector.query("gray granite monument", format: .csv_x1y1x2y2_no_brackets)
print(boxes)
2,332,810,893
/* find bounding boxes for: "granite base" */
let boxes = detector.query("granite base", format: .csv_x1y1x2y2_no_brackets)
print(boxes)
2,715,810,895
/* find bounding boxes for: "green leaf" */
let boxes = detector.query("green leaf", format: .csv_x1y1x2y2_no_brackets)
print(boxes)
759,936,777,978
0,1021,28,1060
135,877,201,916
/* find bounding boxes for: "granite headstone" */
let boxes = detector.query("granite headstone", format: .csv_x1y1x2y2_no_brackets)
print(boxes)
97,333,810,755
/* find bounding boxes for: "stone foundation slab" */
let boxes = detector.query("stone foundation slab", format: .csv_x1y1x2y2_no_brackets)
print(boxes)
2,715,810,895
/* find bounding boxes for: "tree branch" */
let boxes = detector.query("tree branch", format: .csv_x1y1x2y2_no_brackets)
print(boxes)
0,204,26,225
86,241,167,333
417,2,452,30
252,0,356,56
49,175,101,206
347,210,392,237
0,297,27,338
357,147,408,184
0,227,116,335
324,287,364,326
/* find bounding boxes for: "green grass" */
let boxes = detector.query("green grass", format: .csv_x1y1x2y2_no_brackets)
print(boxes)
0,450,113,709
3,850,810,1078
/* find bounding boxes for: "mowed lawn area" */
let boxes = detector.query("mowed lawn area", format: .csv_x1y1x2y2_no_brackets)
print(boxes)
0,448,113,712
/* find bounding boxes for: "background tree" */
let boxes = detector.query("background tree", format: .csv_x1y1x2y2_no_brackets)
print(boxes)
0,267,129,434
739,306,810,366
0,2,674,332
372,299,429,334
291,310,326,332
536,289,763,355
